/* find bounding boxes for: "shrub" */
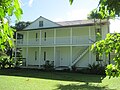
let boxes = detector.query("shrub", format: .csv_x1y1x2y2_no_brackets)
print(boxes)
88,63,105,75
43,60,54,71
0,56,15,69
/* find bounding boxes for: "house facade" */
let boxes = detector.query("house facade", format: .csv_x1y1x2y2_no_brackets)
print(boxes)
16,16,109,69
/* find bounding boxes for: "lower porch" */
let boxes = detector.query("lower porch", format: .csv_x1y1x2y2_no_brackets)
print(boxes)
15,46,101,70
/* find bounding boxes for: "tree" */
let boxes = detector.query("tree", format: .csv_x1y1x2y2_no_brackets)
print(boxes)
0,0,22,51
14,21,31,31
70,0,120,77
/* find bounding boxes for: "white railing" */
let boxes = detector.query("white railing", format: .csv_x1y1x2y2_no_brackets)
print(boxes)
17,35,95,46
56,37,70,45
41,37,54,45
17,39,27,45
72,36,89,44
28,38,40,45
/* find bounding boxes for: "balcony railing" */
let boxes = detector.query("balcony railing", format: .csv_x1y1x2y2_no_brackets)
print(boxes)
17,35,95,46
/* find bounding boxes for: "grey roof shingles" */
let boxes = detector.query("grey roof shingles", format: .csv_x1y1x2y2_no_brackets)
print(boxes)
56,19,107,26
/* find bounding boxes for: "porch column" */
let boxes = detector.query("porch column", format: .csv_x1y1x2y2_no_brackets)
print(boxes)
70,46,72,69
15,32,17,65
54,29,56,45
40,30,41,45
89,26,91,43
26,47,28,66
70,28,73,44
39,47,41,67
89,46,91,64
27,31,29,45
54,46,56,67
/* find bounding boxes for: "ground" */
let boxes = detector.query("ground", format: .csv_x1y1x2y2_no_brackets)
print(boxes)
0,69,119,90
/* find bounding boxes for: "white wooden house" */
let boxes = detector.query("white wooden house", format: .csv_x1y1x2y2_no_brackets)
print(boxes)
16,16,109,69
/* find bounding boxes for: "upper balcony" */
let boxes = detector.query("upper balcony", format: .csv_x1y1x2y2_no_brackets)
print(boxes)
16,35,95,46
16,26,97,46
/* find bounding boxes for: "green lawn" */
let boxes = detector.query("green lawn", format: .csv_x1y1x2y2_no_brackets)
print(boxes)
0,69,119,90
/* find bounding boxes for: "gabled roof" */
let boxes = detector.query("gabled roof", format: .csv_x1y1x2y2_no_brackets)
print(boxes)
22,16,109,31
23,16,61,30
57,19,108,26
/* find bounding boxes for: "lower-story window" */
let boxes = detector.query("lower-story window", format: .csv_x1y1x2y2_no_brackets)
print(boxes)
44,51,46,61
35,51,37,60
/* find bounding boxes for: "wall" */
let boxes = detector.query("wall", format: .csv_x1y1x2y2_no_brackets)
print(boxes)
41,47,54,65
56,47,70,66
28,47,39,65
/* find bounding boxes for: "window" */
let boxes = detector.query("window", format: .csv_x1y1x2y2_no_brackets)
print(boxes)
44,32,46,41
39,21,43,27
44,51,46,61
36,33,38,41
35,51,37,60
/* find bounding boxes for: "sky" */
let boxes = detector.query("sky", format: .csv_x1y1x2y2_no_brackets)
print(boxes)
12,0,120,33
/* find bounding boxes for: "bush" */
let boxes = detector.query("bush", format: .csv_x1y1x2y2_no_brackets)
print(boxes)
87,63,105,75
43,60,54,71
0,56,14,69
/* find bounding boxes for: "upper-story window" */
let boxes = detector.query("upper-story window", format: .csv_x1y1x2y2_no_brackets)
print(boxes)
36,33,38,41
44,32,46,41
39,21,43,27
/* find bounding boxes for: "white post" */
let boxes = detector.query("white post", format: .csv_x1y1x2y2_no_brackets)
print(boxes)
26,47,28,67
70,28,72,44
40,30,41,45
39,47,41,67
89,26,91,43
89,46,91,64
15,32,17,66
27,32,29,45
70,46,72,70
54,46,56,67
54,29,56,45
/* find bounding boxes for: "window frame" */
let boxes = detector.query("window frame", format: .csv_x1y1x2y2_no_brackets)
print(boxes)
39,21,43,27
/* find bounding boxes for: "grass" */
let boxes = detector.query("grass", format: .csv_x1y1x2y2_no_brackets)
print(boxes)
0,68,119,90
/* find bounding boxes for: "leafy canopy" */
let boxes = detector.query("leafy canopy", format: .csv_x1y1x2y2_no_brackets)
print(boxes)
0,0,22,50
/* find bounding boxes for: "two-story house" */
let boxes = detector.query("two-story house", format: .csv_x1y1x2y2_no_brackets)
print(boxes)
16,16,109,69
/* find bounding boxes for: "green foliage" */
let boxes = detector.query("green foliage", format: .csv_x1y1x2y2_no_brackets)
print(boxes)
43,60,54,71
69,0,74,5
0,56,14,69
71,0,120,19
0,0,22,50
14,21,31,31
98,0,120,18
88,9,103,19
91,33,120,77
88,63,105,75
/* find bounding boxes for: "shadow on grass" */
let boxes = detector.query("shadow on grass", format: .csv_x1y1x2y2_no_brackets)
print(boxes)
0,68,105,83
54,83,115,90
